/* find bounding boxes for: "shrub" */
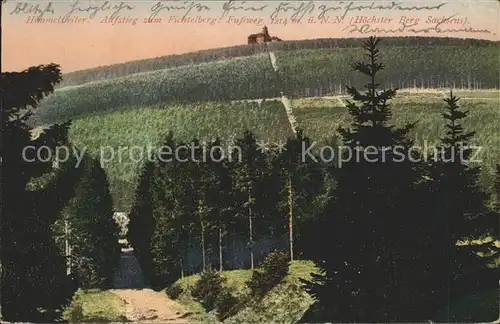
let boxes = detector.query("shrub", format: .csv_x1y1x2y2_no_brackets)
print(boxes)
246,249,290,297
191,268,225,312
165,283,183,299
63,301,84,322
215,287,240,321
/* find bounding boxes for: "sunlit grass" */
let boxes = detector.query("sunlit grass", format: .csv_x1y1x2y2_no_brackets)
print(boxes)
62,289,127,323
169,260,319,323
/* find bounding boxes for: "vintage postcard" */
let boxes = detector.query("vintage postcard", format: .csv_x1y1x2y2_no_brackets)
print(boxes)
1,0,499,323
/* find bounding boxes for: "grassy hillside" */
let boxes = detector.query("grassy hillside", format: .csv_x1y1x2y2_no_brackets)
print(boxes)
59,36,497,87
37,55,279,124
62,289,126,323
170,260,319,323
67,101,293,211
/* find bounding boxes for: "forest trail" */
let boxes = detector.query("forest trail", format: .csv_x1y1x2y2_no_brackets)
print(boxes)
110,245,192,323
110,289,192,323
266,45,298,134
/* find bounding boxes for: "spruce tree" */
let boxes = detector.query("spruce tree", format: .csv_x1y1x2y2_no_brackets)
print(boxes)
127,157,156,286
232,131,268,269
203,138,234,271
302,37,422,322
61,154,121,289
149,134,192,285
275,129,325,261
1,64,82,321
426,92,497,320
184,138,212,272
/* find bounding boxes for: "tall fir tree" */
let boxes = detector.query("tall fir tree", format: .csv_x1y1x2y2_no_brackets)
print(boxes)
274,129,325,261
232,131,268,269
302,37,423,322
1,64,83,321
127,156,156,287
203,138,235,271
426,92,498,320
59,154,121,289
150,134,192,285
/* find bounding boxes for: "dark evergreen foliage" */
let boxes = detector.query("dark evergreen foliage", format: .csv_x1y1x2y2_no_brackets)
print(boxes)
165,283,183,299
301,36,428,322
214,288,240,321
1,64,83,321
274,129,325,260
231,131,271,269
423,92,498,320
3,34,498,324
246,249,290,297
127,157,156,287
58,154,121,289
191,268,225,312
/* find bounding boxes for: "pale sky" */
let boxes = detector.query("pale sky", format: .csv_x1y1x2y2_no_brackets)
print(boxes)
2,1,499,73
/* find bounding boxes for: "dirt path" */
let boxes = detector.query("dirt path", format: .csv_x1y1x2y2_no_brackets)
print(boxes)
110,288,192,323
111,245,192,323
280,93,297,133
266,44,298,134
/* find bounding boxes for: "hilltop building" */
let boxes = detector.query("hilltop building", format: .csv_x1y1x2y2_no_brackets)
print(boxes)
248,26,282,44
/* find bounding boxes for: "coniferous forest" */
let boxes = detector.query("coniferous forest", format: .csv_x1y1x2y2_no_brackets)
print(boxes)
1,37,499,322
